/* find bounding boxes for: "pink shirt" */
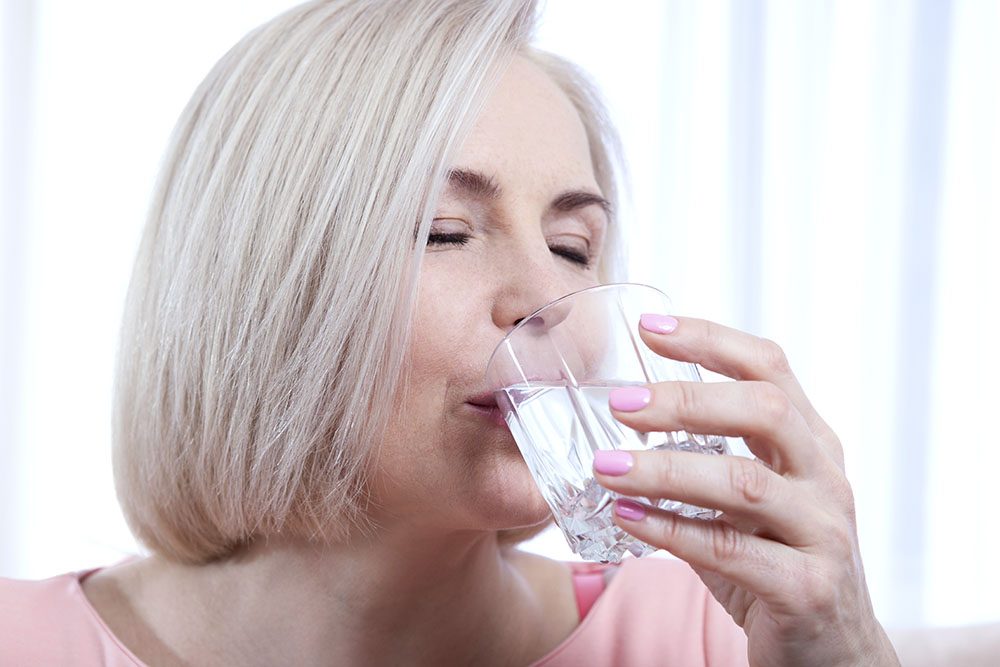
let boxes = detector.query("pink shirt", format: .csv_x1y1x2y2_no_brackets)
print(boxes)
1,556,748,665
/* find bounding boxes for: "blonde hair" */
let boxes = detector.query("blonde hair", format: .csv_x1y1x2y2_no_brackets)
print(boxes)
113,0,628,563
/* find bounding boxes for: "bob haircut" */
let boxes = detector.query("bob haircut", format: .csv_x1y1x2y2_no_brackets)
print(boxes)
113,0,628,563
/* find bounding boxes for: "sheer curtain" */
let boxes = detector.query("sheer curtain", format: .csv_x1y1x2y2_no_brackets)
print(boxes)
2,0,997,630
532,1,1000,629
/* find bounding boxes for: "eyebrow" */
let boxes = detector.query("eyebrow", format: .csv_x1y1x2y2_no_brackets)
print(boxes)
446,168,612,219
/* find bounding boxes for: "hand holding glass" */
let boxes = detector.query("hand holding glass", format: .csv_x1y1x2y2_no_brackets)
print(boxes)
485,283,730,563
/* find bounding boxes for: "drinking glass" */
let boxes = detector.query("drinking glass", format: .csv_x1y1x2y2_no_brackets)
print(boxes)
485,282,730,563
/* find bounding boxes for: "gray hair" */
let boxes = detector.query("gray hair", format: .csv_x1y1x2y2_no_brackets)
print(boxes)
113,0,627,563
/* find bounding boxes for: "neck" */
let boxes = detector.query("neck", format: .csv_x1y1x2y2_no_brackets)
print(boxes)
134,527,573,666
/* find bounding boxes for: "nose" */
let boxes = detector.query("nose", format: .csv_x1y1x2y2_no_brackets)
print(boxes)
491,248,572,334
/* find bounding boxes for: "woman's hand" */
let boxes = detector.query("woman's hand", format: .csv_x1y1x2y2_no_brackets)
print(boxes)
593,315,900,667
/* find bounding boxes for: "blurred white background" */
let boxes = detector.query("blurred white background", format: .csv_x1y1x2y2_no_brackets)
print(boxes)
2,0,998,631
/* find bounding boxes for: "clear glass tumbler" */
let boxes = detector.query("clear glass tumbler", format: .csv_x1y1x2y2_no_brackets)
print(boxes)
485,282,730,563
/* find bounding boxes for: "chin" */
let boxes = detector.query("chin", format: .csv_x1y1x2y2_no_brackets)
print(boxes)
469,447,555,530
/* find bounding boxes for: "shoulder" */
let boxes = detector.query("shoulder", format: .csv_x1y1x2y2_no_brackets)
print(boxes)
538,557,748,667
0,568,142,666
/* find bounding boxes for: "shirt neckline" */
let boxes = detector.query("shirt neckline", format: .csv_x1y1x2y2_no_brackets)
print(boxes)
73,562,149,666
531,559,631,665
69,555,633,666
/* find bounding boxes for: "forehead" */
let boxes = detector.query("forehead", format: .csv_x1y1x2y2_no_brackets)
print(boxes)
449,55,597,194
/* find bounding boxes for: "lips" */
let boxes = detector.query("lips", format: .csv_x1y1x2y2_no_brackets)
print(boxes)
466,389,500,409
465,387,508,427
466,374,551,410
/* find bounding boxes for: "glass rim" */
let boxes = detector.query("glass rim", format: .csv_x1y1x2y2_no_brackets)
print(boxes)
484,281,669,377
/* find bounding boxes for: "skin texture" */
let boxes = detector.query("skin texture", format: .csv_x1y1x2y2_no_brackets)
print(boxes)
81,53,898,666
81,55,601,667
595,319,902,666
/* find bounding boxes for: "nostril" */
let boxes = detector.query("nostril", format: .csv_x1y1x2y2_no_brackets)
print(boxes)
513,314,544,329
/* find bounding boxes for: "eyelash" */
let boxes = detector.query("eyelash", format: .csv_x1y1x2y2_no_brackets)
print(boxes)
426,232,591,268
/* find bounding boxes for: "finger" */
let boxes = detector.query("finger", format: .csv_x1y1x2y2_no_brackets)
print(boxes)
608,379,822,475
611,498,803,603
636,315,842,464
593,449,823,546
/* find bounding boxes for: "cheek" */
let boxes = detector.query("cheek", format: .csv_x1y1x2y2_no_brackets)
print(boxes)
389,261,486,463
408,275,472,380
372,262,556,526
409,254,494,378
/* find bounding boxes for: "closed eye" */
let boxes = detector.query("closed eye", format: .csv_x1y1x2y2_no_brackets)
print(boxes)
426,233,591,268
426,232,470,246
549,245,590,266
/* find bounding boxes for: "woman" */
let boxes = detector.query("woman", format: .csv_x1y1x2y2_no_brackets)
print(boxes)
0,1,900,664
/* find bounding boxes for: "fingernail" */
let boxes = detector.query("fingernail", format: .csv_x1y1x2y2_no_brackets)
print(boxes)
615,499,647,521
593,450,634,476
609,386,651,412
640,313,678,334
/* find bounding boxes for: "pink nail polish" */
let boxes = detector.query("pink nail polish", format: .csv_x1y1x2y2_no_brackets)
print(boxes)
640,313,678,334
593,450,634,476
615,499,647,521
609,386,651,412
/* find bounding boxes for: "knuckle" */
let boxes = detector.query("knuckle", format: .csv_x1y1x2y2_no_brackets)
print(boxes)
757,338,791,375
828,472,858,518
710,521,743,562
798,563,838,614
731,458,772,506
825,434,847,469
826,518,857,558
752,382,794,425
660,513,685,544
653,452,683,493
698,318,718,347
672,381,702,421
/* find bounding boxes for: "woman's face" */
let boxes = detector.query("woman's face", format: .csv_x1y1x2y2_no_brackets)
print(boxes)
372,55,610,534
